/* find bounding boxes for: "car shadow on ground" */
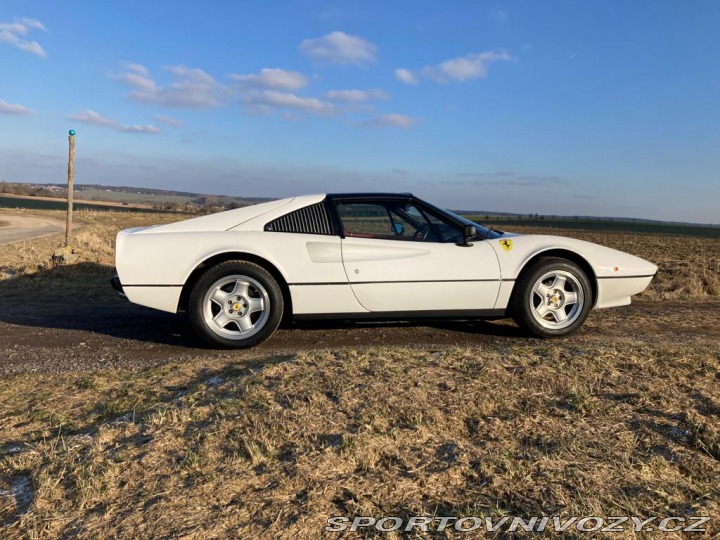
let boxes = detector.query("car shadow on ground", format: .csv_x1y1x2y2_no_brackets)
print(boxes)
0,262,526,349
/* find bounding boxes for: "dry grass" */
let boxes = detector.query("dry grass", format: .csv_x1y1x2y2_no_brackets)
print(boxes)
1,344,719,538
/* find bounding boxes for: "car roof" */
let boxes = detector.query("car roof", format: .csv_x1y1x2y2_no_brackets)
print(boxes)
327,192,414,200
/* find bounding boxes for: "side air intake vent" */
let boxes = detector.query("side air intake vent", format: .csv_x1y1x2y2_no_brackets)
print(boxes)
264,202,334,235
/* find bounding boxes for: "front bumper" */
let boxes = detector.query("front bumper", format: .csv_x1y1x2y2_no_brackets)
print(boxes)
110,274,127,299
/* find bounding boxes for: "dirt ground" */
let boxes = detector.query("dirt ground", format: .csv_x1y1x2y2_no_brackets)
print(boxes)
1,297,718,376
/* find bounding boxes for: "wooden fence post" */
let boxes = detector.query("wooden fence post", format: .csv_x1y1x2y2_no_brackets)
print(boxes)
65,129,75,247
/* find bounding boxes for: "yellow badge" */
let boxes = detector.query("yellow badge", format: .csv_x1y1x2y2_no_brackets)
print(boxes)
499,239,513,252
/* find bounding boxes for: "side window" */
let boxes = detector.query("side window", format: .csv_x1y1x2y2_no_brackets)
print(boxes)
336,203,392,238
336,200,462,242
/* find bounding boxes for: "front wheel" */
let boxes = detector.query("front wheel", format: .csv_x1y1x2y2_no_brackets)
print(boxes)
511,257,593,338
189,261,283,348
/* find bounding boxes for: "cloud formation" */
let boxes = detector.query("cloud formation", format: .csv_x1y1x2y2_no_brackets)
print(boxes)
0,99,33,115
325,89,389,102
397,51,513,85
0,17,47,57
114,63,228,108
153,114,183,127
230,68,308,90
394,68,418,85
363,113,418,130
68,110,160,134
299,31,377,64
245,90,336,116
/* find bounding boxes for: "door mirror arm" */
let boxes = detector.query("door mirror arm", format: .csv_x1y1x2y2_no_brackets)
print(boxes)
457,224,476,247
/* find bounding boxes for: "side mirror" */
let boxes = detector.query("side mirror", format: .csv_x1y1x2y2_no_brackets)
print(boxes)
458,224,476,247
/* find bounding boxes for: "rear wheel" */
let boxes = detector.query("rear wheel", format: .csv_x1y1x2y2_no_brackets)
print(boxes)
511,257,592,338
189,261,283,348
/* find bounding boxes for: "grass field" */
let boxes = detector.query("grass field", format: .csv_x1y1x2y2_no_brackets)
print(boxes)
1,345,719,538
1,208,719,538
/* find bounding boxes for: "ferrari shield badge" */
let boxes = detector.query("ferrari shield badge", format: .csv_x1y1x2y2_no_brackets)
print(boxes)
499,239,513,252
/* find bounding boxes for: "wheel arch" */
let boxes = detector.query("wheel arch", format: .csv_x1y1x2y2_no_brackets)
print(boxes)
511,248,598,309
178,252,293,322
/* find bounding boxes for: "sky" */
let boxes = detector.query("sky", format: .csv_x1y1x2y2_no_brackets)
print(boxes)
0,1,718,223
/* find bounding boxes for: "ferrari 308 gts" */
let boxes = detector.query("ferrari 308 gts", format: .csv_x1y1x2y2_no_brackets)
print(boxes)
112,193,657,348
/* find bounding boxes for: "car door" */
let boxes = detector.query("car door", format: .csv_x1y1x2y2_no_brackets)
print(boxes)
334,199,501,313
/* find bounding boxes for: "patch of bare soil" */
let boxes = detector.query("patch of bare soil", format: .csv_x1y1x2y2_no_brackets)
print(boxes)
0,298,718,376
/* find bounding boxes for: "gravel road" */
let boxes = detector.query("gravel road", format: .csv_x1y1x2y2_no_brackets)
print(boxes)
0,215,65,246
1,298,717,376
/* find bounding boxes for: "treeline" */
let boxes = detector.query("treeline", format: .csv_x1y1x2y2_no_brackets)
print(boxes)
0,182,66,198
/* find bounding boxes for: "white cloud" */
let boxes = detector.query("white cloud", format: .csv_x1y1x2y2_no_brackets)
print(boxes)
0,99,32,115
248,90,336,116
394,68,419,85
120,124,162,134
230,68,307,90
419,50,513,83
153,114,183,127
325,89,389,102
299,31,377,64
17,18,46,31
68,110,160,134
363,113,418,130
0,17,47,57
114,63,228,108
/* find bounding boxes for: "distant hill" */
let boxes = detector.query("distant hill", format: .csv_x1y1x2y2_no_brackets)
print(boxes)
0,182,273,212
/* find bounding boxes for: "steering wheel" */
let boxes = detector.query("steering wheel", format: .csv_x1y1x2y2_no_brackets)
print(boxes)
413,223,429,241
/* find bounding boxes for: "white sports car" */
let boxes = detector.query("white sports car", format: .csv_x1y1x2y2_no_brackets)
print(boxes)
112,193,657,348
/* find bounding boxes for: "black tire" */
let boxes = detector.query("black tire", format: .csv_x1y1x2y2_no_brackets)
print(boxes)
189,260,283,348
511,257,593,338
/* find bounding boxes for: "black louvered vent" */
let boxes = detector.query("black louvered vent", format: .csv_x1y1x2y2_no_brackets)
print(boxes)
264,203,334,235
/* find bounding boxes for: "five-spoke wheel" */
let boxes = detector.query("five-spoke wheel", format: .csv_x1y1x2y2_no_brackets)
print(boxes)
189,261,283,348
512,257,592,337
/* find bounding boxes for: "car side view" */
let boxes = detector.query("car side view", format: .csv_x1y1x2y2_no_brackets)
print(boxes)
112,193,658,348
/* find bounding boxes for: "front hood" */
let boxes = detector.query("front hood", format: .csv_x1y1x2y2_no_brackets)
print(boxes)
129,198,295,234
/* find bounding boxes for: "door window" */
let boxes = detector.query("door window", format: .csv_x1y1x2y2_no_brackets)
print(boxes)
335,201,462,242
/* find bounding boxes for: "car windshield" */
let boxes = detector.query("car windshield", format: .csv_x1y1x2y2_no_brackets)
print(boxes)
423,203,503,240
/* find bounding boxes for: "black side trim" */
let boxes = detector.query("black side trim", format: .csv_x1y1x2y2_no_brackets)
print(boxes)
295,308,507,321
123,284,183,287
265,202,333,235
597,274,656,280
288,282,348,286
352,279,500,284
289,279,508,286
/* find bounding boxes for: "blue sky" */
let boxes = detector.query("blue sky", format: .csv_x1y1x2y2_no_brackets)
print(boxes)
1,1,718,222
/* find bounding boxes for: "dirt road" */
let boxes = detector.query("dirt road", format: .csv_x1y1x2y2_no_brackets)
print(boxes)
0,215,65,246
1,298,717,376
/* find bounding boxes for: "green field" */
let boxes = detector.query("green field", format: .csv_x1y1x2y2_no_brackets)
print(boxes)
0,196,165,214
467,216,720,239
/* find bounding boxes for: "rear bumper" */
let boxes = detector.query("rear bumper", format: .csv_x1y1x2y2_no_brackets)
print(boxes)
110,274,127,299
